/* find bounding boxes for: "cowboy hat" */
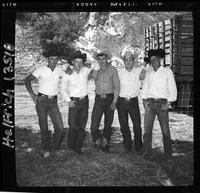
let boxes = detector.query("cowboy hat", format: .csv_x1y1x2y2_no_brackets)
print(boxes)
148,48,165,59
121,50,138,60
93,50,112,60
143,49,165,64
71,50,87,62
42,43,62,57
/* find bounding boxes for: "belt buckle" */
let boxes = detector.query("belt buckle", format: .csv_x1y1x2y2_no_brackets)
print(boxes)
125,97,131,102
100,94,106,99
49,95,54,99
80,96,85,100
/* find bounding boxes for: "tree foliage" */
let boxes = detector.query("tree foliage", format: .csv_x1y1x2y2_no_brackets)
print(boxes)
16,12,88,61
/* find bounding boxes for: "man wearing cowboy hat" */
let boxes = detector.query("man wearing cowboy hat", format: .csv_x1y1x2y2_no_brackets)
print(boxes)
61,50,99,154
117,50,146,154
90,50,120,153
24,43,66,158
141,57,153,108
142,48,177,162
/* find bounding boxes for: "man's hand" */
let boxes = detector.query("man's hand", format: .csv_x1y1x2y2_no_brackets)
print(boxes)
110,102,117,111
91,70,99,80
68,101,76,108
31,94,39,104
65,66,73,75
139,69,146,81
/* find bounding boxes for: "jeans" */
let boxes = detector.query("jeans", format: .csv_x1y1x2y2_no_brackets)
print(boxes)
143,99,172,158
117,97,143,151
35,96,65,152
67,98,89,151
90,95,114,144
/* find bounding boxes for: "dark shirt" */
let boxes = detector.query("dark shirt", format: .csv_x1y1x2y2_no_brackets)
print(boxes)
95,64,120,102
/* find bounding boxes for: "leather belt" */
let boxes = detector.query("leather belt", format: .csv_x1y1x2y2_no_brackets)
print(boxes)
119,96,137,102
38,93,57,99
147,98,167,104
96,94,114,99
70,95,88,101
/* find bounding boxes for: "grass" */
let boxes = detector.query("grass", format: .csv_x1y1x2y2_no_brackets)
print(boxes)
15,82,194,186
15,126,193,187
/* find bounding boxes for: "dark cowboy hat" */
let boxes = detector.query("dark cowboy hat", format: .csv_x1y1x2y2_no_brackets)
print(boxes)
42,43,62,57
148,48,165,59
71,50,87,63
93,50,112,60
144,48,165,64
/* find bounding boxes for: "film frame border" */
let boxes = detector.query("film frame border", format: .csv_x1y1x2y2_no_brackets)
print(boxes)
0,1,200,192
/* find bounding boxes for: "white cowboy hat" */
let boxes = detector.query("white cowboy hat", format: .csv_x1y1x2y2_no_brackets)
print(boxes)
120,50,138,60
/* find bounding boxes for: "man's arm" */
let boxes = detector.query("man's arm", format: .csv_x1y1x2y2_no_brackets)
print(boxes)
85,62,100,79
141,73,149,109
112,67,120,104
60,75,71,102
89,69,99,81
60,75,75,108
167,69,177,102
24,74,38,103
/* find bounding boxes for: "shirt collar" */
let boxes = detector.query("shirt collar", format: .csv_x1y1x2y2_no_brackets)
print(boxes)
46,65,58,72
154,65,163,72
99,63,110,72
124,66,136,73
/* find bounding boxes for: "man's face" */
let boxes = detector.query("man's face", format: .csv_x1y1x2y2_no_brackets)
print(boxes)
150,56,161,71
72,58,84,71
48,56,58,68
97,54,108,68
124,56,134,70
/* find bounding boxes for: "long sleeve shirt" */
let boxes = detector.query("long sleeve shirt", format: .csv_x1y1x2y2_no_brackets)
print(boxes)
142,66,177,102
61,63,99,102
118,67,143,98
94,64,120,103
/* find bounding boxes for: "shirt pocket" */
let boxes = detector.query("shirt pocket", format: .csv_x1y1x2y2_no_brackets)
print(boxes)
69,76,79,87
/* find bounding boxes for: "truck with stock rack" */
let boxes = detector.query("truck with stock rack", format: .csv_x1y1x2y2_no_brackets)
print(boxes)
144,14,193,115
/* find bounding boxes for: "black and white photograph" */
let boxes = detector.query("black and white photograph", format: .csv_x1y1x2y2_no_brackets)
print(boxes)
1,1,198,190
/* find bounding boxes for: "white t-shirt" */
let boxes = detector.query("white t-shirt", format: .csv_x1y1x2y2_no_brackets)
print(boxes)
32,65,66,96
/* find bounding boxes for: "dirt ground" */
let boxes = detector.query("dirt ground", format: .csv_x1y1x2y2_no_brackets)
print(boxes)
15,81,194,186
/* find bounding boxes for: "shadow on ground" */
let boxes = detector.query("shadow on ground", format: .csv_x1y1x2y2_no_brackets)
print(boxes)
15,127,193,186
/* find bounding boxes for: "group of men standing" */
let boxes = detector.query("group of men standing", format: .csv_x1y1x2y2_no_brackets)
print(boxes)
24,43,177,162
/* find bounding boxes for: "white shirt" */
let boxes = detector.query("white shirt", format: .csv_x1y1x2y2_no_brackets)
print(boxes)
61,63,99,102
142,66,177,102
32,65,66,96
118,67,143,98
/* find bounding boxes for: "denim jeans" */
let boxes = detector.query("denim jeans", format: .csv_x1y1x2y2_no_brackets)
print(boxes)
35,96,65,152
143,100,172,157
90,95,114,143
67,98,89,151
117,97,143,151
